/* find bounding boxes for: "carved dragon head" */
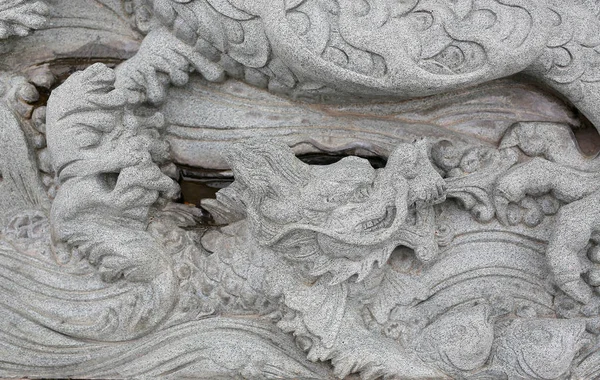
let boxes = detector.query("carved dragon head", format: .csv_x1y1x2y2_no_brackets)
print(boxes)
206,139,445,284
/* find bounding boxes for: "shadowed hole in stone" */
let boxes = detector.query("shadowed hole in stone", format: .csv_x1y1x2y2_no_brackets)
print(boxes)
177,153,388,206
100,172,119,192
177,166,233,205
572,123,600,156
564,105,600,156
296,153,387,168
387,246,424,275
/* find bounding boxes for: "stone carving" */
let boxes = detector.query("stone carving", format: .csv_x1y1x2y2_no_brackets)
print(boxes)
119,0,600,127
0,0,47,40
496,122,600,307
3,0,600,379
201,137,446,378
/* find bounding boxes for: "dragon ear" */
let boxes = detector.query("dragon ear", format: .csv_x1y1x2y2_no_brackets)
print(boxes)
224,139,310,198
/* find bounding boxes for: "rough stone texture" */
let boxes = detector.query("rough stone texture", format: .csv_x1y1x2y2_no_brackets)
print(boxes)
2,1,600,379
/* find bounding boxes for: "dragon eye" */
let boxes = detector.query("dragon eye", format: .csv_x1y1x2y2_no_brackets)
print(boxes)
326,193,349,203
353,185,372,201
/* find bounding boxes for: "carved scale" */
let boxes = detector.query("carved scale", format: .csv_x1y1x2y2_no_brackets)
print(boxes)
2,1,600,379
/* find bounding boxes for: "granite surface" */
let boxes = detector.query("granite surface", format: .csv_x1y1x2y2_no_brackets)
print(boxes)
1,1,600,379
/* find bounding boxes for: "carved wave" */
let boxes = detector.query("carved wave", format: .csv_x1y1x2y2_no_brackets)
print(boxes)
0,235,331,379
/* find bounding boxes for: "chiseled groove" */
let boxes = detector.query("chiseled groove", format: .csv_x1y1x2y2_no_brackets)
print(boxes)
447,230,547,252
430,266,548,294
0,264,130,301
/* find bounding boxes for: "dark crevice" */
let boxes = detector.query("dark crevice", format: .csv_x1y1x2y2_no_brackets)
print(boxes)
297,153,387,168
100,172,119,192
177,153,388,205
177,165,234,205
573,125,600,156
511,73,600,156
178,178,228,205
572,110,600,156
29,85,52,109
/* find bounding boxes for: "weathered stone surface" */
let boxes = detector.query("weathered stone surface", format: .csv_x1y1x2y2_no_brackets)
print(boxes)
2,1,600,379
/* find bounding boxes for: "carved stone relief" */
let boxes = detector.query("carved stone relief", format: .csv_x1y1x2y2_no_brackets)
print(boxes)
2,0,600,379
